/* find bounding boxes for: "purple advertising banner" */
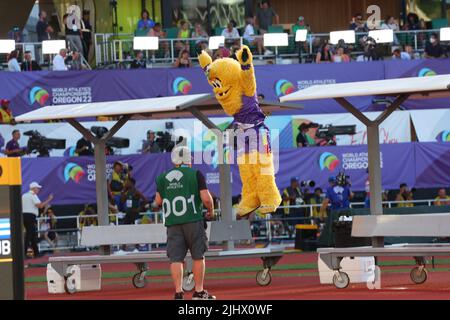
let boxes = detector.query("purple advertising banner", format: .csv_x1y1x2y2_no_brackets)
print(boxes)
20,142,448,205
2,59,450,118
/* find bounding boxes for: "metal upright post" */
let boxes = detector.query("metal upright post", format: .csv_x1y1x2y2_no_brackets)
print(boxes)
366,124,384,248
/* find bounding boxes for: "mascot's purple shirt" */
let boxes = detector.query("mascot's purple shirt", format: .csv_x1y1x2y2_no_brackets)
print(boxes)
232,94,271,155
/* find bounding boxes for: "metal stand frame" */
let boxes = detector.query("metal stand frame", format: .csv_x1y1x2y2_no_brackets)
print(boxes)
334,94,410,248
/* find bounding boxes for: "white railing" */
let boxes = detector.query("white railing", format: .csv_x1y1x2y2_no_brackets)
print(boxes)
34,198,440,252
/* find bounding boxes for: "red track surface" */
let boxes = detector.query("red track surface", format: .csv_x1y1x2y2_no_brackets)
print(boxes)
26,252,450,300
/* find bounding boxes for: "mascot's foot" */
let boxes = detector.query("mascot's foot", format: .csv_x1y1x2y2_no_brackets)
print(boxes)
236,206,260,220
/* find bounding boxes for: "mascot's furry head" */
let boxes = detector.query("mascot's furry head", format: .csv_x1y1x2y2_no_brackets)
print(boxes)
198,46,256,116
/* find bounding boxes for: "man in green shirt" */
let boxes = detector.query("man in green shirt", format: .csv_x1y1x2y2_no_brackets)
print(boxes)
155,146,215,300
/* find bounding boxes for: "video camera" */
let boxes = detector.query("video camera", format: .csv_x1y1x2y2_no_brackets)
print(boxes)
24,130,66,157
362,36,379,61
155,131,175,152
336,171,351,187
300,180,315,188
91,126,130,150
315,124,356,146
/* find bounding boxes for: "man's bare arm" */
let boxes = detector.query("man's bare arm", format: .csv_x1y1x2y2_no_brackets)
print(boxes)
200,189,214,219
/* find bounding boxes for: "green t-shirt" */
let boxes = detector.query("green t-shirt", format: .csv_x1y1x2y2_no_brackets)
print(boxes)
156,166,205,226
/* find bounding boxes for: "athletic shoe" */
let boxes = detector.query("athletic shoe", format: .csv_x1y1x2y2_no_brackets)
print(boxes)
114,249,127,256
264,49,273,55
132,248,140,253
192,290,216,300
174,292,184,300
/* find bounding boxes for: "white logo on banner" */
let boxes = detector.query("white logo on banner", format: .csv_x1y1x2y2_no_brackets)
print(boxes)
342,152,383,170
52,87,92,104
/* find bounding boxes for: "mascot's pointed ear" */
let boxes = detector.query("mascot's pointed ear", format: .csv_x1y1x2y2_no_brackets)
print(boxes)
198,50,212,72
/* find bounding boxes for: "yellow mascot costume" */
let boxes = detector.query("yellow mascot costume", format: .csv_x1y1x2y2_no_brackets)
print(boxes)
198,45,282,217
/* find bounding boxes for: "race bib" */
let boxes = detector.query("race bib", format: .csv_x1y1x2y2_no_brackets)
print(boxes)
126,199,132,208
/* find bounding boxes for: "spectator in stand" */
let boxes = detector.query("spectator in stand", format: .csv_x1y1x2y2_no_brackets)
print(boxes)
281,177,305,235
81,10,92,59
148,23,170,59
141,130,161,153
21,51,41,71
22,182,53,258
310,187,325,223
36,10,53,42
5,130,27,157
65,8,84,56
68,51,83,70
315,41,332,63
349,13,368,32
130,50,146,69
434,188,450,206
332,46,350,63
392,47,412,60
403,13,420,31
108,161,131,212
7,50,21,72
381,15,400,44
173,49,191,68
137,9,155,34
255,1,279,34
0,99,16,125
40,207,58,249
191,22,209,51
395,183,414,207
53,48,68,71
221,21,240,47
75,136,94,156
175,20,191,53
424,33,446,59
243,16,271,57
79,204,97,228
213,43,231,60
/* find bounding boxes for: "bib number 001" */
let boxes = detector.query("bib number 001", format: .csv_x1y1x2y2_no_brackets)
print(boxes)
163,195,197,217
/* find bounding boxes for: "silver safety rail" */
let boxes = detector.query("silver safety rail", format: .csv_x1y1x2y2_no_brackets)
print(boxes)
35,199,438,252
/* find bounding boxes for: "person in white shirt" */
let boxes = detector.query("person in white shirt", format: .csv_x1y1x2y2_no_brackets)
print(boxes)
381,16,400,45
243,16,272,57
392,48,412,60
52,49,68,71
22,182,53,257
7,50,21,72
221,21,240,47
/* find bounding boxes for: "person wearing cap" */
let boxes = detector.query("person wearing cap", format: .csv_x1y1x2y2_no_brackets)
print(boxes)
21,51,41,72
154,146,216,300
22,182,53,257
0,99,16,125
4,130,27,157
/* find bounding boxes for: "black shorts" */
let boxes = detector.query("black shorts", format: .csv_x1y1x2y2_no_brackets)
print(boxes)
123,211,139,225
166,220,208,263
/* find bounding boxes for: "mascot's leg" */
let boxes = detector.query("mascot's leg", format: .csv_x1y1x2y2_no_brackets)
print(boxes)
237,152,261,216
255,152,282,214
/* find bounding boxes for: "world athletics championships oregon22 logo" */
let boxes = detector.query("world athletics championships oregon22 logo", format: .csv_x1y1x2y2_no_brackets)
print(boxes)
319,152,340,171
418,68,437,77
64,162,85,183
274,79,295,97
172,77,192,95
29,87,49,107
436,130,450,142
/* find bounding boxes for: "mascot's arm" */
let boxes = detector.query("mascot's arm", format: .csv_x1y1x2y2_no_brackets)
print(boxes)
236,45,256,97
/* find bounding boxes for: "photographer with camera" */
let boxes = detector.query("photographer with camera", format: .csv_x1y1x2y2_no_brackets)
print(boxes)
141,130,161,154
318,174,354,246
75,136,94,156
4,130,27,157
296,123,315,148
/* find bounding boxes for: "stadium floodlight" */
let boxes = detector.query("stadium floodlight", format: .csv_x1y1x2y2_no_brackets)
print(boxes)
440,27,450,41
368,29,394,44
264,33,288,47
42,40,66,54
329,30,355,45
208,36,225,50
0,40,15,53
295,29,308,42
133,36,159,50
